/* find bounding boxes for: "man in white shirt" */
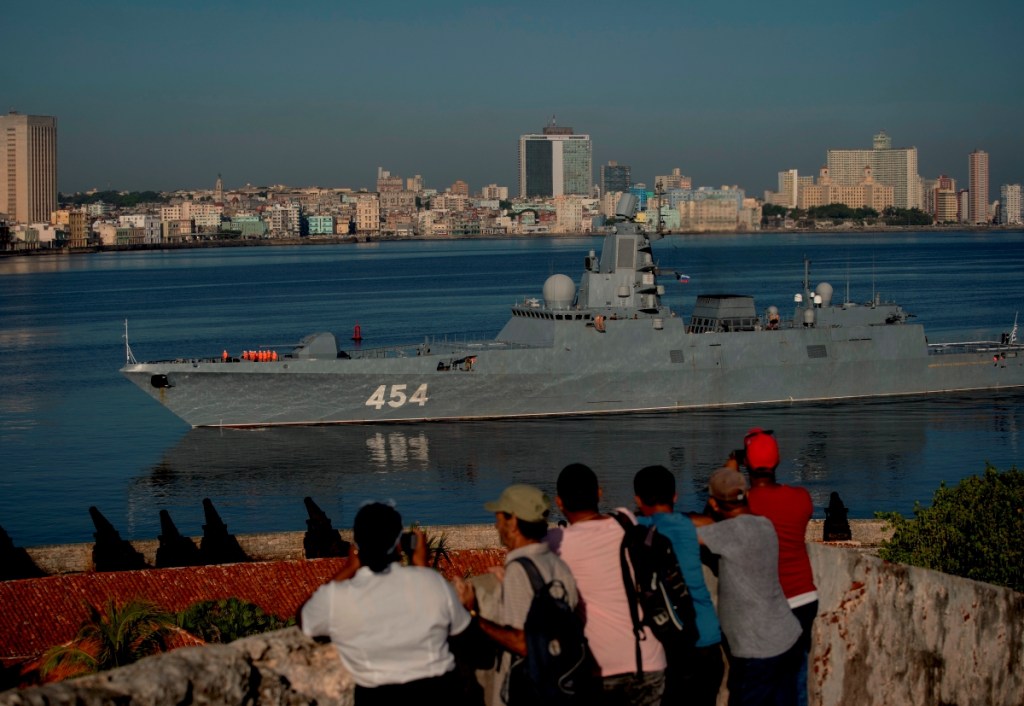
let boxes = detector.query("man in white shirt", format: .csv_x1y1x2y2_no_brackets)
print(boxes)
299,502,472,706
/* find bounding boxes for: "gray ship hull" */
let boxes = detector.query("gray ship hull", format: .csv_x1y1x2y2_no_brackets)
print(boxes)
121,200,1024,428
122,308,1024,428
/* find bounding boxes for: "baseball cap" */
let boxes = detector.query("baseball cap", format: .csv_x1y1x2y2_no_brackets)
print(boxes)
708,467,748,502
744,427,779,471
484,484,551,523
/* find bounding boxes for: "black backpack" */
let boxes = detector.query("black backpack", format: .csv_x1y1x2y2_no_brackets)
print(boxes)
504,557,596,706
611,512,700,666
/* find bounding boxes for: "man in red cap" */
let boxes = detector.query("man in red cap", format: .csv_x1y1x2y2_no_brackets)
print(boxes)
741,428,818,706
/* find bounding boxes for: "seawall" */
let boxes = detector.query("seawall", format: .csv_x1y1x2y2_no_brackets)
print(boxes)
2,542,1021,706
19,519,888,575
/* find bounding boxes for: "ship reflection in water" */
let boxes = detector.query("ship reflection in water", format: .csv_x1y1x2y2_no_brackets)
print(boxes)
128,392,1022,538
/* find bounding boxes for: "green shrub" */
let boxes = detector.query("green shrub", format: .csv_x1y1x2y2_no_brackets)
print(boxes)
177,598,293,643
877,464,1024,592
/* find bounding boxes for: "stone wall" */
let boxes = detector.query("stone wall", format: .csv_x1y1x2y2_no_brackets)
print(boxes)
808,544,1024,705
5,542,1021,706
0,629,351,706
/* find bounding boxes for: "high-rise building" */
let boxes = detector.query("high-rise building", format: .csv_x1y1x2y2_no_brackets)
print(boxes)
968,150,989,224
999,184,1022,225
601,161,631,196
518,118,592,198
826,131,920,209
0,111,58,224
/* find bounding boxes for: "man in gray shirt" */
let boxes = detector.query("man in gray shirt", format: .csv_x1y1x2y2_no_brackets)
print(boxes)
693,467,802,706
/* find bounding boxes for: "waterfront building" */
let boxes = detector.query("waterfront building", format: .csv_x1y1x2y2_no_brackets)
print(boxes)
0,112,57,225
214,174,224,203
307,215,335,235
229,216,268,238
957,190,970,223
554,195,585,233
629,184,649,210
162,219,194,242
655,168,692,192
119,214,162,244
354,194,380,235
68,209,89,248
379,190,416,212
798,165,894,212
376,168,403,193
450,180,469,196
924,175,958,223
266,203,301,237
767,169,799,208
826,131,921,209
969,150,989,224
600,161,631,196
482,184,509,201
999,184,1022,225
600,190,623,217
518,118,592,198
667,186,751,232
406,175,423,193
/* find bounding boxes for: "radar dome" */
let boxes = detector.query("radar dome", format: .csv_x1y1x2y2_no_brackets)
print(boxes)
543,274,576,310
815,282,834,307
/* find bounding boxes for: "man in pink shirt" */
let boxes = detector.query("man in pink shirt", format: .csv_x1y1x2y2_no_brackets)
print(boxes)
742,428,818,706
546,463,667,706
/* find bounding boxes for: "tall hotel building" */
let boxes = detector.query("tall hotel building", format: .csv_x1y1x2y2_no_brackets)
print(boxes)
826,131,920,209
968,150,989,224
0,112,58,224
518,119,592,198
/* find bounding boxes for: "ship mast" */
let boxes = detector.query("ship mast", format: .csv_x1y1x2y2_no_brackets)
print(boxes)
124,319,137,365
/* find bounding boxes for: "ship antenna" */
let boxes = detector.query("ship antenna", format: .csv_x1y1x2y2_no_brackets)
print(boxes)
124,319,137,365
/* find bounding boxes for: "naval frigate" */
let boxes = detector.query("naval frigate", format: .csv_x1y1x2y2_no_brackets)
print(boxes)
121,195,1024,428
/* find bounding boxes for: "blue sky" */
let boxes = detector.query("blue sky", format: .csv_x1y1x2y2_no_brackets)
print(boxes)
5,0,1023,199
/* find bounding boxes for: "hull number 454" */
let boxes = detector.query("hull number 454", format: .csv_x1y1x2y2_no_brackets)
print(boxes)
365,383,429,410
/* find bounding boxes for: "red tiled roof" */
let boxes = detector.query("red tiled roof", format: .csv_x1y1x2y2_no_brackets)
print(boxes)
0,549,505,667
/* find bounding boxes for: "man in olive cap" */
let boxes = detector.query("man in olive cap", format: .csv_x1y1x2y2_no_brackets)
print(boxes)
454,484,579,706
693,467,802,706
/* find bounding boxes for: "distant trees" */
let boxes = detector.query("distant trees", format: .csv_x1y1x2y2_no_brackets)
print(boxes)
59,191,168,208
806,204,879,220
882,206,933,226
878,465,1024,593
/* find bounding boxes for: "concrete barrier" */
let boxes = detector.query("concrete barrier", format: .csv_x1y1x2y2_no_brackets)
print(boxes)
6,534,1021,706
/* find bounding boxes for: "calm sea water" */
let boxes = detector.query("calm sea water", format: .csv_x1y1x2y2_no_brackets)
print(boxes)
1,231,1023,546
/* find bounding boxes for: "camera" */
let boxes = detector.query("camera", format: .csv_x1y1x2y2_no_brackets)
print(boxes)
399,530,417,555
730,448,746,465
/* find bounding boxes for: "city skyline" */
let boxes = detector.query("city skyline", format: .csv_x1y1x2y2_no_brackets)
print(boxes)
5,0,1024,197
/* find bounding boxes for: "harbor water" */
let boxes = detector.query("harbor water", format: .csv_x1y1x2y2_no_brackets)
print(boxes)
1,231,1022,546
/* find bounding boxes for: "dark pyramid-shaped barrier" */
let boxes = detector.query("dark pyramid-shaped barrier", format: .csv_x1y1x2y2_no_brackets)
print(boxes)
155,509,202,568
198,498,249,565
89,506,148,572
823,491,853,541
0,525,44,580
302,496,349,559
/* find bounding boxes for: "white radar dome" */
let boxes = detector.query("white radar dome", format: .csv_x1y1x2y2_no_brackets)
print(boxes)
543,274,576,310
815,282,834,307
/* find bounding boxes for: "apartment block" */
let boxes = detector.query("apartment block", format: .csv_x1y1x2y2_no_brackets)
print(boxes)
0,112,57,225
826,131,920,209
969,150,989,224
